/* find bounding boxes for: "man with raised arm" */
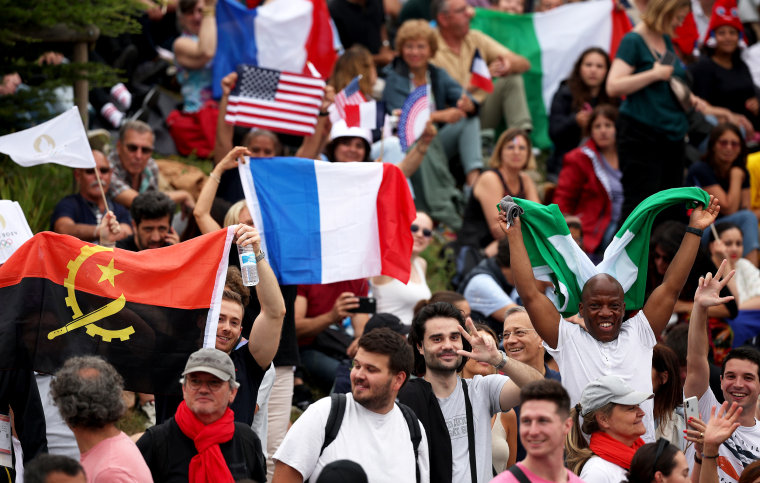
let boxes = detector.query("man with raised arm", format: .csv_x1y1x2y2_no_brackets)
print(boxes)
502,195,720,442
684,261,760,482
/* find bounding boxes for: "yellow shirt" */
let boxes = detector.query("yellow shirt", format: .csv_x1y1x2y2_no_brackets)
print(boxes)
431,29,511,103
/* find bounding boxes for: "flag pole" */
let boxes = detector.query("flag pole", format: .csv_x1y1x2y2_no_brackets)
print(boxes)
93,167,110,214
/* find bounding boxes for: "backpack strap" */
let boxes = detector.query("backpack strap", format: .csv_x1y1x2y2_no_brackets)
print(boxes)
462,379,478,483
507,464,532,483
320,393,346,456
397,401,422,483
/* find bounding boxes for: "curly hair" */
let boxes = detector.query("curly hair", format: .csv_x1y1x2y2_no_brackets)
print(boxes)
395,20,438,58
50,356,126,428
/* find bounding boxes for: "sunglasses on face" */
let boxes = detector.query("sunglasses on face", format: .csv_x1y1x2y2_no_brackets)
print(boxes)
717,139,741,148
411,224,432,237
125,143,154,155
84,167,111,175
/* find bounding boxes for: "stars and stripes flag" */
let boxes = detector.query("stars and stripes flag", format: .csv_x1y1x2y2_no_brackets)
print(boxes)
329,75,366,123
225,64,326,136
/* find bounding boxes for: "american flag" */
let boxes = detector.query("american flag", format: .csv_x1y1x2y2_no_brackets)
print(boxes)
329,75,366,124
225,64,326,136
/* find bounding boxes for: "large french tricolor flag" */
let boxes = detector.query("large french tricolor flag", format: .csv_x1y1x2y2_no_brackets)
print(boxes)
471,0,631,149
238,157,416,285
212,0,337,99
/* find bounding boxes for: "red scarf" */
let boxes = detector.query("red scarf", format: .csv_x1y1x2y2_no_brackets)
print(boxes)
589,431,646,470
175,401,236,483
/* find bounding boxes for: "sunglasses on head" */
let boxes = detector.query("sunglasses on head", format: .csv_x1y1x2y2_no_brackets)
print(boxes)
125,143,154,155
84,167,111,175
411,224,432,237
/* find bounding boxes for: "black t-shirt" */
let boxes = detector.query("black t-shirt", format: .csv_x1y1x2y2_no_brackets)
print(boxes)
328,0,384,54
137,417,266,482
116,235,140,251
154,345,267,426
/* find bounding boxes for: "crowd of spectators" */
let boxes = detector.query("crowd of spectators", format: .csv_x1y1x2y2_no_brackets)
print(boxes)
4,0,760,481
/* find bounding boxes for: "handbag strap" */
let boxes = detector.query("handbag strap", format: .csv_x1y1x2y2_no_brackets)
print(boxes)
462,379,478,483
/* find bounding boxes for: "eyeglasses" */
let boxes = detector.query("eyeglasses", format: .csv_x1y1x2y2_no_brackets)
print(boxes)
125,143,154,155
500,328,536,341
185,377,225,392
411,224,432,237
717,139,741,149
649,438,670,481
83,167,111,175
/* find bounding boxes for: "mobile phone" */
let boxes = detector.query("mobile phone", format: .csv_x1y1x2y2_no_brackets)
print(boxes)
660,51,677,66
348,296,376,314
684,396,699,422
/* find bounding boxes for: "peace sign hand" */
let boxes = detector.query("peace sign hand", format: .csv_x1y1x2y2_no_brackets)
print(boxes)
457,317,501,366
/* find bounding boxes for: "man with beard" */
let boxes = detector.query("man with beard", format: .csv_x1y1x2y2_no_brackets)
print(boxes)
51,149,132,243
272,328,430,482
397,302,542,483
684,261,760,482
502,195,720,442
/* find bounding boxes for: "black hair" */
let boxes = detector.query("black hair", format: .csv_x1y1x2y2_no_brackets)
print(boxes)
130,190,175,226
409,302,471,376
722,346,760,379
24,454,85,483
520,379,571,417
358,328,414,386
626,439,680,483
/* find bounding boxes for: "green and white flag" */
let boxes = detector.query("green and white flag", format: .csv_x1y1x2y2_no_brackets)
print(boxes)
516,188,710,316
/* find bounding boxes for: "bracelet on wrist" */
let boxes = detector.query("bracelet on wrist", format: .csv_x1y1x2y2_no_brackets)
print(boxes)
694,454,702,465
703,454,719,459
318,110,329,117
685,226,704,237
209,172,221,184
202,6,215,17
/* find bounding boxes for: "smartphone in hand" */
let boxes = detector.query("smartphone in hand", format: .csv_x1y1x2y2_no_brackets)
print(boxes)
684,396,699,422
347,297,377,314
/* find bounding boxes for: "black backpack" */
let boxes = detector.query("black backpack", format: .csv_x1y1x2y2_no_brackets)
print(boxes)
319,393,422,482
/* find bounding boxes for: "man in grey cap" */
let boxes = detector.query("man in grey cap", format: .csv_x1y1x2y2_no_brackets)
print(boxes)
137,348,267,482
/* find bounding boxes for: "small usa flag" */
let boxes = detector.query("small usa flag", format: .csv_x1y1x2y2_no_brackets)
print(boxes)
225,64,326,136
329,75,366,123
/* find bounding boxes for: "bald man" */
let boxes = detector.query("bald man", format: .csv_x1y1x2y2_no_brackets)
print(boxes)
502,196,720,442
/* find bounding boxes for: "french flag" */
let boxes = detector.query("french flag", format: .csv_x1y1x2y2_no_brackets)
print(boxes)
238,157,416,285
213,0,337,99
469,49,494,93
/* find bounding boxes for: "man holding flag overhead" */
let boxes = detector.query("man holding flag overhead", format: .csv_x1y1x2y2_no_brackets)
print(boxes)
502,192,721,443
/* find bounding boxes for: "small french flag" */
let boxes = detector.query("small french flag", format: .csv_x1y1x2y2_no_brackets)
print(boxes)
469,48,493,93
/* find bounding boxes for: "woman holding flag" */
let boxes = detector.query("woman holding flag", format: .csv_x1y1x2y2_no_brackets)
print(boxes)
382,19,482,229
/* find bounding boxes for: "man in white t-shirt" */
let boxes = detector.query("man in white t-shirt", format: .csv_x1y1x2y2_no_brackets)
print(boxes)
398,301,543,483
492,379,586,483
272,328,430,483
684,262,760,482
503,196,720,443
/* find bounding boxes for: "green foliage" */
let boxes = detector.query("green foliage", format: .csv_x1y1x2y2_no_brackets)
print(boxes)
420,237,457,293
0,160,74,233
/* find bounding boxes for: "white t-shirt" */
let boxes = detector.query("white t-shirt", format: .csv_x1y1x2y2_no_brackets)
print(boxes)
438,375,508,483
273,393,430,483
734,258,760,303
252,362,275,458
545,311,657,442
579,456,627,483
685,387,760,483
463,274,516,319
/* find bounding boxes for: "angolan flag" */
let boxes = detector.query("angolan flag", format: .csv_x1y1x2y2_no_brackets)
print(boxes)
471,0,631,149
0,229,233,394
516,188,709,316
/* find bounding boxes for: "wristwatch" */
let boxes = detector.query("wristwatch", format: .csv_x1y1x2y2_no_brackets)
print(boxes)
255,250,265,263
493,350,508,370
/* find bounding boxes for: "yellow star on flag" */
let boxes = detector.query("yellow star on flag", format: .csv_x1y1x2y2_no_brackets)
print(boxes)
96,258,123,287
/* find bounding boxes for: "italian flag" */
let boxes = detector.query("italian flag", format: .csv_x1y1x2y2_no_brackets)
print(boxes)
471,1,631,149
516,188,710,316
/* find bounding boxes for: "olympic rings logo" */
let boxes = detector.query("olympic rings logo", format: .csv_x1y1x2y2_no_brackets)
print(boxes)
0,239,14,248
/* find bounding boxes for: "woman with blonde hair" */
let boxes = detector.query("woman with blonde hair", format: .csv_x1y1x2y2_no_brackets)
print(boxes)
329,45,378,99
458,128,539,258
606,0,691,219
566,375,652,482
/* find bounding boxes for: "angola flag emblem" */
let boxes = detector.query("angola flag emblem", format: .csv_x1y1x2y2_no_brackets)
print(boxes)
0,228,233,394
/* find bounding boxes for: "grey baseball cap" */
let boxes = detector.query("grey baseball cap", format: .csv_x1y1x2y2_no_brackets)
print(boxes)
579,375,653,416
182,348,238,387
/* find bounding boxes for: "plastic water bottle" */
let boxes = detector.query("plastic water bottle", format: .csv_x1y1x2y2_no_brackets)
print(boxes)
237,244,259,286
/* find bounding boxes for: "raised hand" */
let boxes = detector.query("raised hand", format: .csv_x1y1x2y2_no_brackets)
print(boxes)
694,260,735,310
704,402,742,449
689,195,721,231
457,317,501,365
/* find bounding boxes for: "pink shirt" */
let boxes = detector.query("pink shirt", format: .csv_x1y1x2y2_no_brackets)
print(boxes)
80,431,153,483
491,463,586,483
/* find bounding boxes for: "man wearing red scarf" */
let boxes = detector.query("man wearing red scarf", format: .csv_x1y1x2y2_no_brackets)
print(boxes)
137,348,267,482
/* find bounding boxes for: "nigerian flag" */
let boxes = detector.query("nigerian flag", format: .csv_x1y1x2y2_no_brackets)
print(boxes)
516,188,710,316
471,2,631,149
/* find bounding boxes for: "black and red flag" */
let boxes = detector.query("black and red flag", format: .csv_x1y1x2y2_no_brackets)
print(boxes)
0,229,233,394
